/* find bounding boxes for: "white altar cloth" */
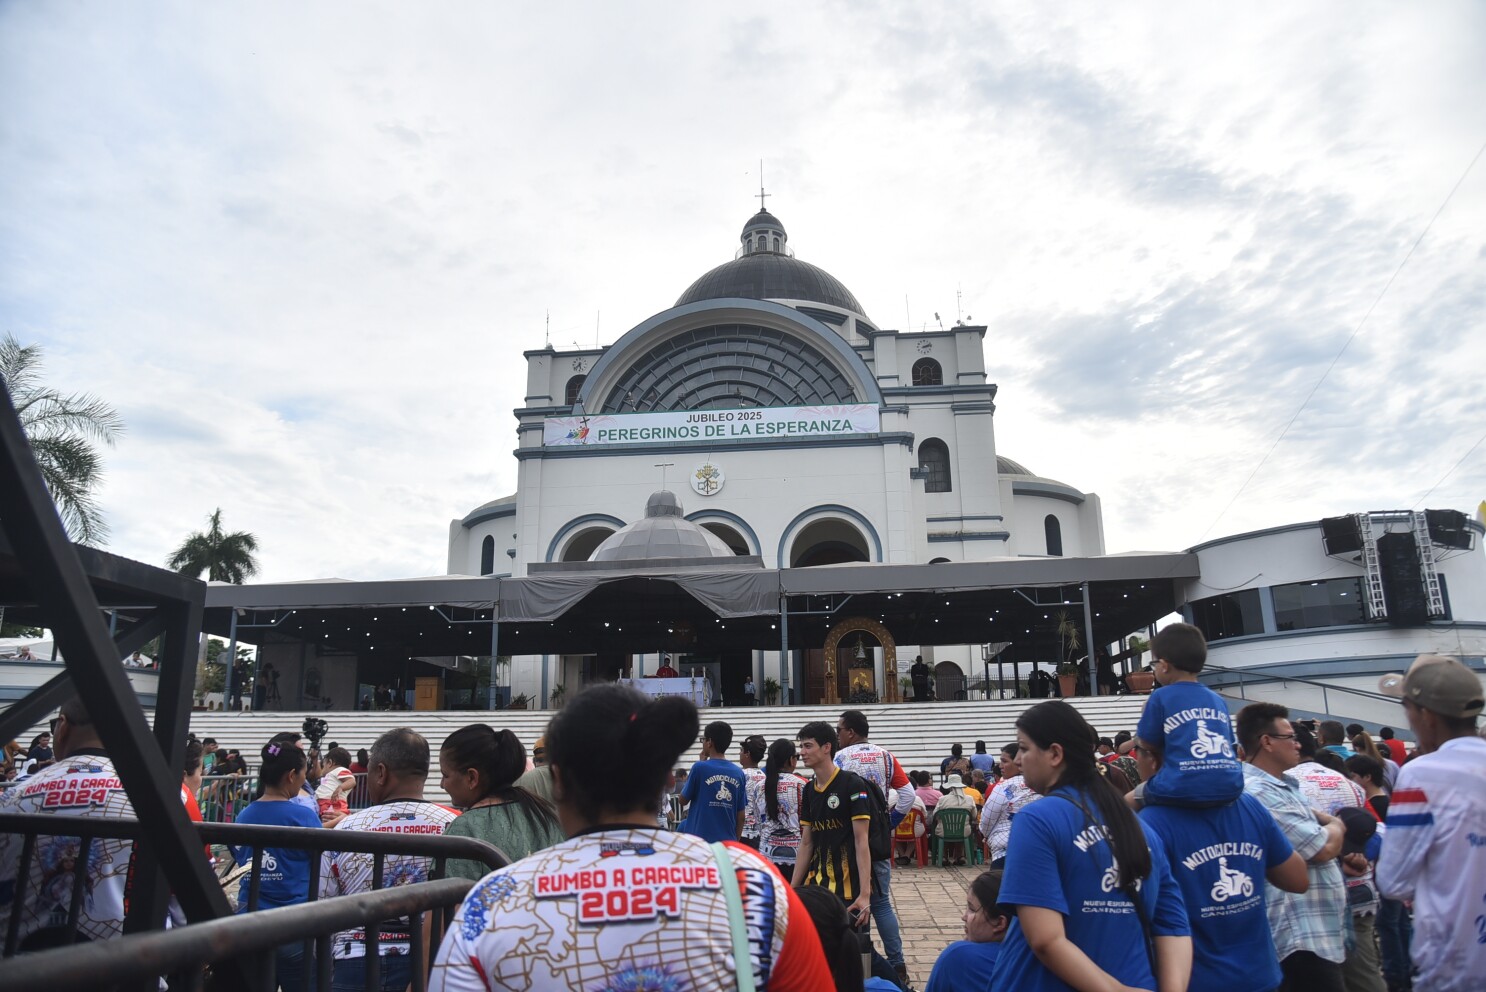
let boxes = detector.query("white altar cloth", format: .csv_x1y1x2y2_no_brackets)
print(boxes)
620,676,712,707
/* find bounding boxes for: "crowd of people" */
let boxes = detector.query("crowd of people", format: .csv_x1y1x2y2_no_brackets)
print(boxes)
0,626,1481,992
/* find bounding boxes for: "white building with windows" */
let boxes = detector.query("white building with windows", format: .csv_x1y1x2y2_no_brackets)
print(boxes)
448,205,1105,705
1179,509,1485,726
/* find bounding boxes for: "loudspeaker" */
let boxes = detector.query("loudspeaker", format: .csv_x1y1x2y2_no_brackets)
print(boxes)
1321,515,1363,555
1378,532,1427,627
1426,508,1473,550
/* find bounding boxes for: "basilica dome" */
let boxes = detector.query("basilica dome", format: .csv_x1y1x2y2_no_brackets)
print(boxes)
675,209,867,317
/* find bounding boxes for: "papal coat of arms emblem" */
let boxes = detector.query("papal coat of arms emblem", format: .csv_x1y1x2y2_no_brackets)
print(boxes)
691,462,724,497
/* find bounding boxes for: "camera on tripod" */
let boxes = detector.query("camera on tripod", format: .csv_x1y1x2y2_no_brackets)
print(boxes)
301,717,329,751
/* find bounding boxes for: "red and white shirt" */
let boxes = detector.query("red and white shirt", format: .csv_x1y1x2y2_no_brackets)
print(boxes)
0,753,136,945
1376,736,1486,992
429,827,832,992
319,799,459,958
835,742,913,816
741,766,766,838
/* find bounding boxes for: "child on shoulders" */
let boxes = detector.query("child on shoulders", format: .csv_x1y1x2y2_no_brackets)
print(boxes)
1134,623,1243,807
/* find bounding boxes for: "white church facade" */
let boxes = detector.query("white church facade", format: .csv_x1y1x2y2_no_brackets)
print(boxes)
447,205,1105,705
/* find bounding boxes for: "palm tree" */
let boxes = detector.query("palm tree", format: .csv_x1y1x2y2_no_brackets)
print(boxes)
0,333,124,544
167,508,261,583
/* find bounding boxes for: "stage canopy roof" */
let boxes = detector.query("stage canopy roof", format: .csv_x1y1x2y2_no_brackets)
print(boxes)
200,552,1199,664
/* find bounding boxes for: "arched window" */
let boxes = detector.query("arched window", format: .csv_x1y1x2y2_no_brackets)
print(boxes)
919,439,951,493
772,236,780,252
912,358,942,386
480,536,496,575
564,375,586,406
1044,515,1063,557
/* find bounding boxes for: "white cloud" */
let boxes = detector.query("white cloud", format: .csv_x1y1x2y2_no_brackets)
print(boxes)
1,1,1482,579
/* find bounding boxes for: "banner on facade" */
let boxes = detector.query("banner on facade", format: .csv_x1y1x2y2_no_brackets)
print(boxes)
543,404,881,448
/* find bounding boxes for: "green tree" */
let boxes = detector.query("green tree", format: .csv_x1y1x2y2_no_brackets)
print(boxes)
0,333,124,544
166,508,261,583
198,638,252,696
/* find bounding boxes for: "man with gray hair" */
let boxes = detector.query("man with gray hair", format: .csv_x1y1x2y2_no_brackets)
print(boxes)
321,728,459,991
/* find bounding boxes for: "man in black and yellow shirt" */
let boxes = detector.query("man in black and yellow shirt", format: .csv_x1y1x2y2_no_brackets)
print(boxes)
791,721,874,925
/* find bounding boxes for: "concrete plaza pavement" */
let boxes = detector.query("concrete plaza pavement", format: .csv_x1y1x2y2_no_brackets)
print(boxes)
883,860,985,986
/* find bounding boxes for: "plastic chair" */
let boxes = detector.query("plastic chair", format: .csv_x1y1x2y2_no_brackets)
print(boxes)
893,808,928,867
931,807,976,867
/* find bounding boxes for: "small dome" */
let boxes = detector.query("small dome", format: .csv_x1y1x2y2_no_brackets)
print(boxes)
589,491,734,562
742,209,786,238
996,456,1033,475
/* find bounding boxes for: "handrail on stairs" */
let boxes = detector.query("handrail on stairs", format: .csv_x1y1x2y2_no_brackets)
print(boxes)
1202,663,1395,717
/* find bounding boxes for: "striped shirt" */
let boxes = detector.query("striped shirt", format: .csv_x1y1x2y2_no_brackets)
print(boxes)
1375,736,1486,992
978,774,1041,863
1241,762,1348,964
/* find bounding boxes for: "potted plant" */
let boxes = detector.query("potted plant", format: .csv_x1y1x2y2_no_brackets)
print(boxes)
1126,667,1156,694
548,682,566,708
507,692,530,711
1054,610,1083,698
899,675,913,699
762,676,780,706
1056,659,1082,699
1124,635,1155,693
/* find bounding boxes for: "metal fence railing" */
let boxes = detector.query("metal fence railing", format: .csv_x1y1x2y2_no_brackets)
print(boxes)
193,771,377,824
0,813,509,992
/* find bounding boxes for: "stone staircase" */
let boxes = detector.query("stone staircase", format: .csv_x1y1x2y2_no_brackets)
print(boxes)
32,695,1151,777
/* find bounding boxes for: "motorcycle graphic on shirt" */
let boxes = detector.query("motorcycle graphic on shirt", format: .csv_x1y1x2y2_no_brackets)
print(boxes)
1210,857,1254,902
1190,721,1234,760
1099,858,1143,896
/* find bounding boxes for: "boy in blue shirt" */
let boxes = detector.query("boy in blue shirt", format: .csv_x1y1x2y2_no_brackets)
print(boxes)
1135,623,1244,807
678,720,747,842
1135,731,1309,992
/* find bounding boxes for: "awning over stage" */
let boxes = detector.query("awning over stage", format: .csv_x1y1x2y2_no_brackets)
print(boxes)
506,558,776,621
200,552,1200,660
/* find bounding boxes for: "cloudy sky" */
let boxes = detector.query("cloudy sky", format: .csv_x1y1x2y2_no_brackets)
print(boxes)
2,2,1483,582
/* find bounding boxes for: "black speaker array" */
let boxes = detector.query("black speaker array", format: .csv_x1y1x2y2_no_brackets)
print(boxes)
1377,532,1428,627
1320,515,1363,555
1425,508,1473,550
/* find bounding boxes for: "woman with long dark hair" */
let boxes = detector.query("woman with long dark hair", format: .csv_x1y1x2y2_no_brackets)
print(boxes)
993,701,1190,992
232,738,322,992
791,885,863,992
429,684,832,991
439,724,564,881
754,737,806,874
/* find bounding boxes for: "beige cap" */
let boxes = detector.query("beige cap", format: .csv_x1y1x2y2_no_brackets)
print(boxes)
944,774,965,789
1378,654,1484,719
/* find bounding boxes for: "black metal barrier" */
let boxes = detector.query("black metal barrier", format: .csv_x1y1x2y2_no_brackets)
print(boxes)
0,877,473,992
0,813,510,992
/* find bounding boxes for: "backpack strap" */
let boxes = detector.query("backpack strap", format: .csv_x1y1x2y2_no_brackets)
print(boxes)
710,842,758,992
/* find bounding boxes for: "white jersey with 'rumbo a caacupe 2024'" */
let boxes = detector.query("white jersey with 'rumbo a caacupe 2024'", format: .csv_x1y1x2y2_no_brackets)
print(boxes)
319,799,460,959
428,827,833,992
